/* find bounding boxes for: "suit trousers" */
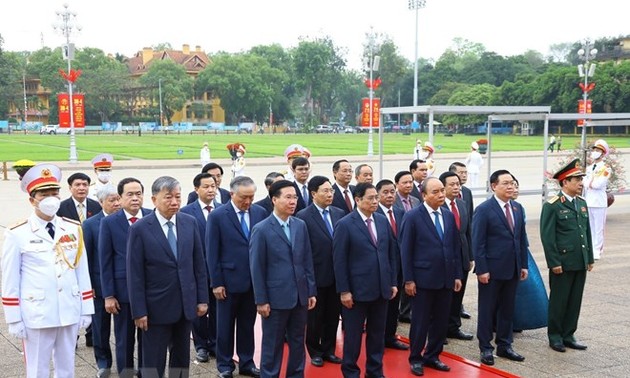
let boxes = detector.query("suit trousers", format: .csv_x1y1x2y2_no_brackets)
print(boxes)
548,270,587,344
448,270,469,334
409,287,452,363
216,290,257,373
260,304,308,378
588,207,607,258
141,317,192,378
384,270,404,343
341,298,388,378
191,292,216,354
306,284,341,358
477,277,518,352
92,296,113,369
24,324,78,378
114,302,142,377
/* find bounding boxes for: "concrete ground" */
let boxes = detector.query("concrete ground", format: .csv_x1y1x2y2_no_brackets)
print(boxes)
0,149,628,377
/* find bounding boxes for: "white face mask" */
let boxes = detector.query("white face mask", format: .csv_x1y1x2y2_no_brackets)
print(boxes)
97,172,111,183
590,150,602,160
37,196,61,217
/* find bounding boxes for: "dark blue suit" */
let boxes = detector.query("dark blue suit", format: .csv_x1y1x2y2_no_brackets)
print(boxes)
250,215,317,378
58,196,102,221
399,205,462,364
206,202,267,375
187,187,230,205
254,196,273,215
127,212,209,378
331,183,355,214
180,200,221,357
99,208,151,376
472,197,528,353
293,181,310,214
82,211,112,370
296,204,344,359
333,210,397,378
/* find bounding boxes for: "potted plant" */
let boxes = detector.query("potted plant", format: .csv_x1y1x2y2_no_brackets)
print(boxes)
476,139,488,154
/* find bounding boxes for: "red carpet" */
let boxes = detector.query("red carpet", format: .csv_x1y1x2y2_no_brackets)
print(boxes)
240,317,520,377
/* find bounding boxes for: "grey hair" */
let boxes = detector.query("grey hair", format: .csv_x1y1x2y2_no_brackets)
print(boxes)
230,176,256,192
151,176,180,196
354,163,372,177
96,184,119,203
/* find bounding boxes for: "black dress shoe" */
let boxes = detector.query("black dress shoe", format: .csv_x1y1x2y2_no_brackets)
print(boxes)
217,372,233,378
460,310,471,319
310,357,324,367
410,362,424,376
323,354,342,364
549,342,566,352
385,340,409,350
239,367,260,377
447,329,474,340
196,348,209,362
564,341,587,350
425,359,450,372
86,334,93,347
480,351,494,366
497,347,525,362
398,316,411,324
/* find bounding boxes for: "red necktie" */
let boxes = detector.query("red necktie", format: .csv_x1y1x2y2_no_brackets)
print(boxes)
504,203,514,232
388,209,397,236
450,200,460,230
344,190,352,211
205,205,213,212
129,217,138,224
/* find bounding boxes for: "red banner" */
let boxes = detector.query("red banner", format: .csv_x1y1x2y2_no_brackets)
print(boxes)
361,98,380,127
58,93,85,128
577,99,592,127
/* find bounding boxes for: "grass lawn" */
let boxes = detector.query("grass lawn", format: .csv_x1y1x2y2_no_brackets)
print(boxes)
0,132,625,162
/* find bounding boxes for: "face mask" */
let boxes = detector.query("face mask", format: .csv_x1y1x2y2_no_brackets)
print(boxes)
590,150,602,160
37,196,61,217
97,172,111,183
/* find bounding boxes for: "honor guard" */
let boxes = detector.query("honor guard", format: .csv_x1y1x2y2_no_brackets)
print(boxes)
583,139,612,259
1,163,94,378
89,153,114,200
283,144,311,181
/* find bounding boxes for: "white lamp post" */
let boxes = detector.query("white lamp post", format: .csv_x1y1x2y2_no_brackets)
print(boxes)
577,40,597,149
366,29,380,157
408,0,426,127
22,59,28,132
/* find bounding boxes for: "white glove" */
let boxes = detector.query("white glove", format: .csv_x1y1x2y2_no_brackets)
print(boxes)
79,315,92,329
8,321,26,339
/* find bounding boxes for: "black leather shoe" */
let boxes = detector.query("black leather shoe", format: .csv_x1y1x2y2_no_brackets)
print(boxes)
549,342,566,352
196,348,209,362
310,357,324,367
217,372,233,378
410,362,424,376
86,334,93,347
323,354,342,364
564,341,587,350
497,347,525,362
385,340,409,350
398,316,411,324
239,367,260,377
425,359,450,372
447,330,474,340
460,310,471,319
480,351,494,366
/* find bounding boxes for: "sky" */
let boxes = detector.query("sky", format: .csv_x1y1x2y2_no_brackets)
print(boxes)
2,0,628,70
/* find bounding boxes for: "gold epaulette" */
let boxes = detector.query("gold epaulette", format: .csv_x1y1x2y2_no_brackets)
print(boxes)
9,220,27,230
62,217,81,226
547,195,559,204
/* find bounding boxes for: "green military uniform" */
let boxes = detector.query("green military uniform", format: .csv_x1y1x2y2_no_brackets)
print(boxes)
540,160,594,347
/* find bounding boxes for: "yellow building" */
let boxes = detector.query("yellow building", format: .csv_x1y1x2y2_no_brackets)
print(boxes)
8,78,52,126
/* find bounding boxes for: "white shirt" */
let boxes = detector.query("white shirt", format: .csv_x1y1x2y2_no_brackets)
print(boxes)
357,209,377,243
155,211,176,240
423,202,443,233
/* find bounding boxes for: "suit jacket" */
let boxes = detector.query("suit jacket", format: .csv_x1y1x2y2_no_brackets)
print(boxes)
293,181,310,214
399,205,462,290
206,203,267,292
333,210,397,301
295,204,345,288
180,199,221,242
331,183,355,214
99,208,152,302
254,196,273,215
460,185,474,224
82,211,106,297
375,205,404,275
187,187,230,205
58,197,102,221
472,197,528,280
249,215,317,309
410,182,422,201
393,193,420,213
127,212,209,324
442,198,473,272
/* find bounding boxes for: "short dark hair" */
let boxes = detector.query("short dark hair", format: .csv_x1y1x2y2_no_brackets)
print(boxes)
67,172,91,185
332,159,349,173
291,157,310,170
438,171,460,186
193,172,215,188
489,169,512,185
409,159,426,171
117,177,144,196
449,162,466,172
375,179,394,192
353,182,375,199
264,172,284,188
421,177,441,194
307,175,330,194
269,180,296,199
201,162,224,175
394,170,412,184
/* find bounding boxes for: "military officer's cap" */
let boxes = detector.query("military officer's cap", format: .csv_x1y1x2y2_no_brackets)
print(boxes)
91,153,113,170
284,144,311,161
20,163,62,194
592,139,609,156
553,158,586,182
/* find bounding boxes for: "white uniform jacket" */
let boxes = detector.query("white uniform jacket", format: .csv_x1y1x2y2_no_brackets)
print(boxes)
584,161,611,208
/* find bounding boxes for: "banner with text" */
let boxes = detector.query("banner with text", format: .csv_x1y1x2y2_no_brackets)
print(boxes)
361,98,380,127
577,99,592,127
58,93,85,128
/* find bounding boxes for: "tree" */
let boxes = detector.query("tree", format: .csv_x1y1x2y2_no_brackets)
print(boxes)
139,60,194,125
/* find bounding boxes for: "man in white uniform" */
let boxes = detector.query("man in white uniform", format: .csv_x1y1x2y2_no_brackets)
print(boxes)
583,139,612,259
1,163,94,378
465,142,484,188
89,153,115,200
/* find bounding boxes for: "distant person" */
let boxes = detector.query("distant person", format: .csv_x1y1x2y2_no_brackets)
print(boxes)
583,139,612,260
89,153,115,201
556,136,562,152
200,142,211,167
58,172,102,225
255,172,285,214
354,164,374,184
465,142,483,188
548,134,556,152
291,156,311,213
331,159,355,214
187,163,231,205
409,159,428,201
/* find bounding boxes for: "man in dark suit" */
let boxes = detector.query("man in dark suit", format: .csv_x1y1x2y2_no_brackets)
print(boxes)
180,173,221,363
331,159,355,214
438,172,474,342
83,185,121,378
296,176,344,367
400,177,462,375
333,183,398,378
99,177,151,378
291,157,311,214
409,159,429,201
254,172,284,215
207,176,266,378
374,179,408,351
127,176,209,378
473,169,529,366
250,180,317,378
187,162,231,205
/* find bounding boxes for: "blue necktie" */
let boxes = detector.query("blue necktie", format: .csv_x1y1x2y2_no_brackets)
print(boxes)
46,222,55,239
282,222,291,244
433,211,444,240
322,209,334,236
239,211,249,239
166,221,178,258
302,185,309,204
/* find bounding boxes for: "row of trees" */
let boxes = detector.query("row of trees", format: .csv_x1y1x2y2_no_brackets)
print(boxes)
1,33,629,128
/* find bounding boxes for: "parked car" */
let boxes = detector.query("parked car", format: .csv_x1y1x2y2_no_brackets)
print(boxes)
315,124,333,133
40,124,59,134
343,126,356,134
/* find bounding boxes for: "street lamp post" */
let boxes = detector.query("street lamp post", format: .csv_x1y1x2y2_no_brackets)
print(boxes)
22,59,28,133
577,40,597,149
366,29,380,157
408,0,426,127
158,78,164,129
55,3,81,163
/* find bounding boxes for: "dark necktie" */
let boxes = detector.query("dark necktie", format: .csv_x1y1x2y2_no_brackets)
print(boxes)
129,217,138,224
302,185,309,203
504,203,514,232
366,218,377,246
402,198,411,212
322,209,334,236
433,211,444,240
166,221,177,258
344,190,352,211
450,200,461,230
239,211,249,239
46,222,55,239
387,209,397,236
205,205,213,213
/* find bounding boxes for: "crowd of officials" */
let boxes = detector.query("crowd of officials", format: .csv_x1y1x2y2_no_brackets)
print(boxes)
1,139,608,378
